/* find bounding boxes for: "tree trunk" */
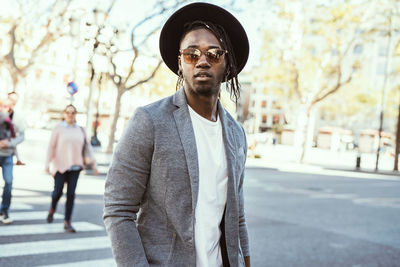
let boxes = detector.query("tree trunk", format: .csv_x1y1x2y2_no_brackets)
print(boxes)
299,111,311,163
394,102,400,171
85,68,96,134
106,88,124,153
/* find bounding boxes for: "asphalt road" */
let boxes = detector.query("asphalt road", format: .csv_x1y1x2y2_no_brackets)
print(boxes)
2,163,400,266
245,167,400,267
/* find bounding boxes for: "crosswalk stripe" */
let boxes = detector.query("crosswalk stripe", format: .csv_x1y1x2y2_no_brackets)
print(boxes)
12,189,41,196
37,258,116,267
6,211,63,221
0,222,104,236
0,236,110,257
10,203,34,210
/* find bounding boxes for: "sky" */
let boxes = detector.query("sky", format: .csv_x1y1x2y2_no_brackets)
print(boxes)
1,0,267,71
106,0,268,70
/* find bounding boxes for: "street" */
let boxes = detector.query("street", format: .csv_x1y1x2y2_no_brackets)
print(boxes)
245,167,400,267
0,129,399,266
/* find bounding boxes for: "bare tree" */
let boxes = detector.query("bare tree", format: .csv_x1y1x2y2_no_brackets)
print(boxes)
0,0,72,92
86,0,186,153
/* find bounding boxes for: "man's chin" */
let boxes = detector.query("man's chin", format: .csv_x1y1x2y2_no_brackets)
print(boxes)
193,83,219,96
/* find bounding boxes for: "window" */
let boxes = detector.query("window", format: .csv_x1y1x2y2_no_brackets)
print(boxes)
353,44,363,54
262,114,267,123
261,100,267,108
379,45,388,57
273,114,280,124
377,62,386,75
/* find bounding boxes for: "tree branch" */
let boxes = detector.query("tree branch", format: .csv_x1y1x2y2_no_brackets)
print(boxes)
311,69,353,107
125,60,162,91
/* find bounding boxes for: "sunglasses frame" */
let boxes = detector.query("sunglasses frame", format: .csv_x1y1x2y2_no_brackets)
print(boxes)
179,47,228,64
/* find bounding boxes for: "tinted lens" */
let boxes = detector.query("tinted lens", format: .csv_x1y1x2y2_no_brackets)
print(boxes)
181,48,201,64
204,48,225,64
181,48,226,64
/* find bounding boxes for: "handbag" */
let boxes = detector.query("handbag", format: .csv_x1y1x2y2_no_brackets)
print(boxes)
79,127,95,166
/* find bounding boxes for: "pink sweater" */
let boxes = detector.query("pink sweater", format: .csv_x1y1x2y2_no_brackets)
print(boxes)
46,123,91,175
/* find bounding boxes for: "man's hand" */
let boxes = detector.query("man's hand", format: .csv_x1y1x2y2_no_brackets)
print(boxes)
45,167,51,175
0,139,9,148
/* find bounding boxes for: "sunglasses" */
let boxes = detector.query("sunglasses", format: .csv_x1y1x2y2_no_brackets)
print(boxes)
65,111,76,115
179,48,228,64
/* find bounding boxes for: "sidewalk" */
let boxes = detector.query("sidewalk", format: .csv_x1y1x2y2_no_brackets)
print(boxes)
19,128,399,181
247,143,400,179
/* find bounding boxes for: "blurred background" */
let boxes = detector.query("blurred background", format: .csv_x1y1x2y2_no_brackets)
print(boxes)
1,0,399,172
1,0,400,266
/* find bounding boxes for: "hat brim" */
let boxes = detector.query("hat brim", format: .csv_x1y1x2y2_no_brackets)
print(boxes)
159,2,249,80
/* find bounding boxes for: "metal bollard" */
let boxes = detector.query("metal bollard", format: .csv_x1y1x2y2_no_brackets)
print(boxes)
356,154,361,170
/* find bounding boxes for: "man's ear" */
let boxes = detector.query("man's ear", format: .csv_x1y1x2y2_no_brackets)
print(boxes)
178,56,182,70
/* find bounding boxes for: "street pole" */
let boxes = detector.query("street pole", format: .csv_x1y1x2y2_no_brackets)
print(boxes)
375,11,392,171
90,72,103,147
394,101,400,171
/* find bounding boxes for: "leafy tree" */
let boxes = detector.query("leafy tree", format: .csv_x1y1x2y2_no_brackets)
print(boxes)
258,0,371,162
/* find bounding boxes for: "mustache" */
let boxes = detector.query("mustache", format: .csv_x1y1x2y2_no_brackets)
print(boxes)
194,71,212,77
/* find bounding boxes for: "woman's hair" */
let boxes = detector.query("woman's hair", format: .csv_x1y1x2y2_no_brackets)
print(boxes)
176,20,241,105
64,104,77,113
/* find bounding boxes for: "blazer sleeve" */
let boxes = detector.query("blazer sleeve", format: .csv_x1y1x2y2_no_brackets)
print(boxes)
238,126,250,257
103,107,154,267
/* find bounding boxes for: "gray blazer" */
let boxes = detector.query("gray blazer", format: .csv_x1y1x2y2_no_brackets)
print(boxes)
103,88,249,267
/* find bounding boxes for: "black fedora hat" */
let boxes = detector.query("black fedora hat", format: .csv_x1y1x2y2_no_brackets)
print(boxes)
159,2,249,79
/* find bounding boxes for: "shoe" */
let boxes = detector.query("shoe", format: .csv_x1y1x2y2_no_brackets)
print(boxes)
1,211,13,224
47,210,54,223
64,221,76,233
16,160,26,166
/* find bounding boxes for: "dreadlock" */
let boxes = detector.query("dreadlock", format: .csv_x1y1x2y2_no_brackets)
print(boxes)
176,20,241,105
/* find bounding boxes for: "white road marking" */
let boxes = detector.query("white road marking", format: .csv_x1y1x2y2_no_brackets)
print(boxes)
0,222,103,236
10,203,34,210
37,258,116,267
4,211,63,221
0,236,110,257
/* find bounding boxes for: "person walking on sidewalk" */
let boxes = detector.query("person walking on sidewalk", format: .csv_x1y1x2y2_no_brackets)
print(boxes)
0,98,22,224
7,92,26,165
104,3,250,266
45,104,98,233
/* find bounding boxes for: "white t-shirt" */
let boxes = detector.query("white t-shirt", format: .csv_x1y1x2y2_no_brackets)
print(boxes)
188,105,228,267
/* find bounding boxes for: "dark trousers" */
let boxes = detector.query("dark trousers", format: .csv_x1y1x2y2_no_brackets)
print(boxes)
51,170,80,221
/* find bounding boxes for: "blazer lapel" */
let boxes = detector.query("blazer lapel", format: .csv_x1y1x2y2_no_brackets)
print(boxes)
173,88,199,211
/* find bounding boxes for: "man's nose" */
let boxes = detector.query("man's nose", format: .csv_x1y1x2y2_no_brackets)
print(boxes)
196,53,211,67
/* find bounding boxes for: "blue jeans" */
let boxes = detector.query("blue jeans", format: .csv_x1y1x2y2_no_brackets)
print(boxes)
0,155,14,213
51,170,80,221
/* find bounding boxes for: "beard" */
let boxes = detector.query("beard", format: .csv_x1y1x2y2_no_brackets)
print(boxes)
184,77,222,98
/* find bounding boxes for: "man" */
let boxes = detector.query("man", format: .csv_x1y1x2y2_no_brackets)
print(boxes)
7,92,25,165
0,95,25,224
104,3,250,266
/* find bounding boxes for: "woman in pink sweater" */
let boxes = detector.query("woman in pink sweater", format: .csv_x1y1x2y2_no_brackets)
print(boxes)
45,104,98,232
